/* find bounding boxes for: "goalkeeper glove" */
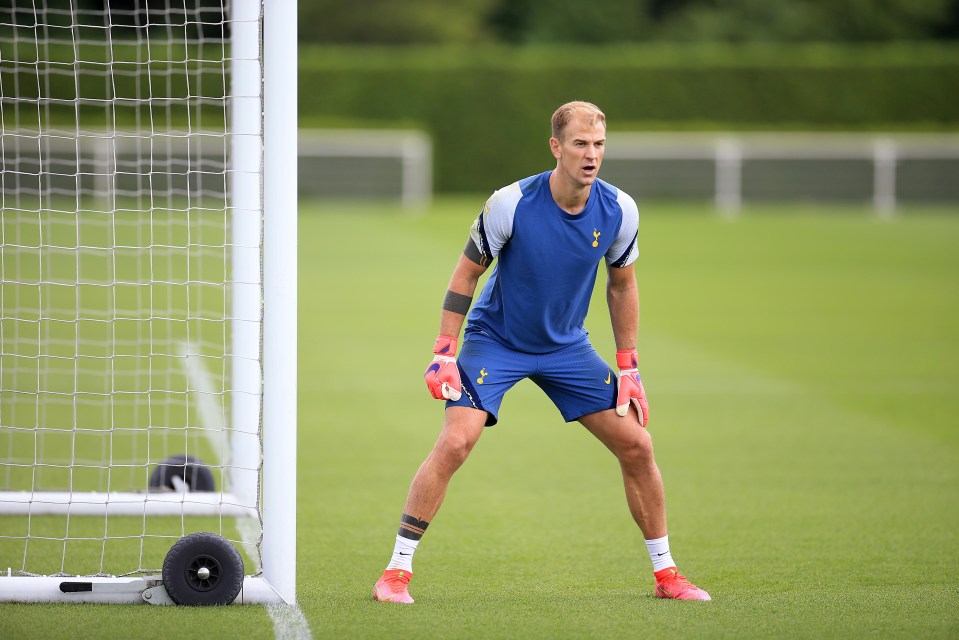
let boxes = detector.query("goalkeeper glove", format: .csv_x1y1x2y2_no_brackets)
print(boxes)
424,335,463,401
615,349,649,427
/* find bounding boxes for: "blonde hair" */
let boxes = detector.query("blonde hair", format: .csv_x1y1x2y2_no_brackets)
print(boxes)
551,101,606,141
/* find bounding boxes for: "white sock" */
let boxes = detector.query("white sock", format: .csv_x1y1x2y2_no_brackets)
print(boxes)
386,535,420,573
645,535,676,573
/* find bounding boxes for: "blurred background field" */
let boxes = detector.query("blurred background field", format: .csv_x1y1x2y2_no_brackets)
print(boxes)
301,198,959,638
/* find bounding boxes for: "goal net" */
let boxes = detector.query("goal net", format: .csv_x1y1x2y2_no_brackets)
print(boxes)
0,0,296,604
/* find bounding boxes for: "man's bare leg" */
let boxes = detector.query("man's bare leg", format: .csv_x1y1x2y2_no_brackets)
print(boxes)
374,406,487,603
579,405,710,600
579,405,667,538
404,406,488,521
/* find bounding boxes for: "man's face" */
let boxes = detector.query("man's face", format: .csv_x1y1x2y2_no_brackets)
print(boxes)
551,117,606,187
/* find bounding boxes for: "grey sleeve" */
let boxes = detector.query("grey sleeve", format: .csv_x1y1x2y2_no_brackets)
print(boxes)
466,181,522,266
606,190,639,268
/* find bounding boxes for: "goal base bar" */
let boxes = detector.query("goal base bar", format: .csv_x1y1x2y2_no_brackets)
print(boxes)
0,491,258,517
0,575,285,604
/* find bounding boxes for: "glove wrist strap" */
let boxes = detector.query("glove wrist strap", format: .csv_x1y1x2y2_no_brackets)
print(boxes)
616,349,638,370
434,335,458,357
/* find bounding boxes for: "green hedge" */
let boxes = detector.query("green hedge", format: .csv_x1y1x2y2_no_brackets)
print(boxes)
5,40,957,193
299,44,959,192
0,39,228,130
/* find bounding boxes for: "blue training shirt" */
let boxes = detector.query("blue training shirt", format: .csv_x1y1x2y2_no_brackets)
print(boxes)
465,170,639,354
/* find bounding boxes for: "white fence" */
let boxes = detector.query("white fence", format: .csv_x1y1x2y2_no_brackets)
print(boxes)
0,128,432,210
4,130,959,212
603,133,959,215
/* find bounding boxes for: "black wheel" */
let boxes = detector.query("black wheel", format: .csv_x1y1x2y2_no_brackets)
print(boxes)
149,454,215,492
162,532,244,606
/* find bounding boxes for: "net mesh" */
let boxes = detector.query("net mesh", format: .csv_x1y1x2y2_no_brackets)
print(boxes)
0,1,262,577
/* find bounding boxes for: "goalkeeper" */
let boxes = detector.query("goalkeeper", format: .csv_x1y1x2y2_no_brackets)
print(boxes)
374,101,710,603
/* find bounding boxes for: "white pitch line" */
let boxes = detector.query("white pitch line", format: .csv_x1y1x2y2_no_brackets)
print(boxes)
236,516,313,639
179,341,229,465
266,603,314,640
182,344,313,640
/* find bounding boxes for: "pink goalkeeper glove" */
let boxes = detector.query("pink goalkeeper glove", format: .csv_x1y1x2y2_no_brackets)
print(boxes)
424,335,463,401
616,349,649,427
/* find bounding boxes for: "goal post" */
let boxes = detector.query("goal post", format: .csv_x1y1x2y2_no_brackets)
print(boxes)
261,0,298,606
0,0,297,605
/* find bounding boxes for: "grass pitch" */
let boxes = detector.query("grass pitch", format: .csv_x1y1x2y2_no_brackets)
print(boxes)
302,199,959,639
4,198,959,638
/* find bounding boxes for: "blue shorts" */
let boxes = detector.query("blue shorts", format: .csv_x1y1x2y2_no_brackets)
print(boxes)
446,333,617,426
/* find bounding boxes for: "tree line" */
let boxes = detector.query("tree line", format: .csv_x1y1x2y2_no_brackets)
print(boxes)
5,1,959,44
299,0,959,44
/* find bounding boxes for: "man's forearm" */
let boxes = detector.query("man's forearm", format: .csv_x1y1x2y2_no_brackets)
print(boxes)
438,254,486,338
607,278,639,351
438,309,468,341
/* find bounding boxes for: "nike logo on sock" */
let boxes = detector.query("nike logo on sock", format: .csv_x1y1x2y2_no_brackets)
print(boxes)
398,552,411,556
656,552,668,556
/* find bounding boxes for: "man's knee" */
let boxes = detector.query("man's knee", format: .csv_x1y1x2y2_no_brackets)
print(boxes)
616,428,655,466
433,410,485,470
435,431,476,468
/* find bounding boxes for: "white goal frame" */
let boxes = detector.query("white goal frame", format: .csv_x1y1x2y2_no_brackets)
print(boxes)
0,0,297,605
297,128,432,208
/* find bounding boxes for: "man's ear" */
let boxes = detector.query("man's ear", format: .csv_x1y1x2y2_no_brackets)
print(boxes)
549,136,561,159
